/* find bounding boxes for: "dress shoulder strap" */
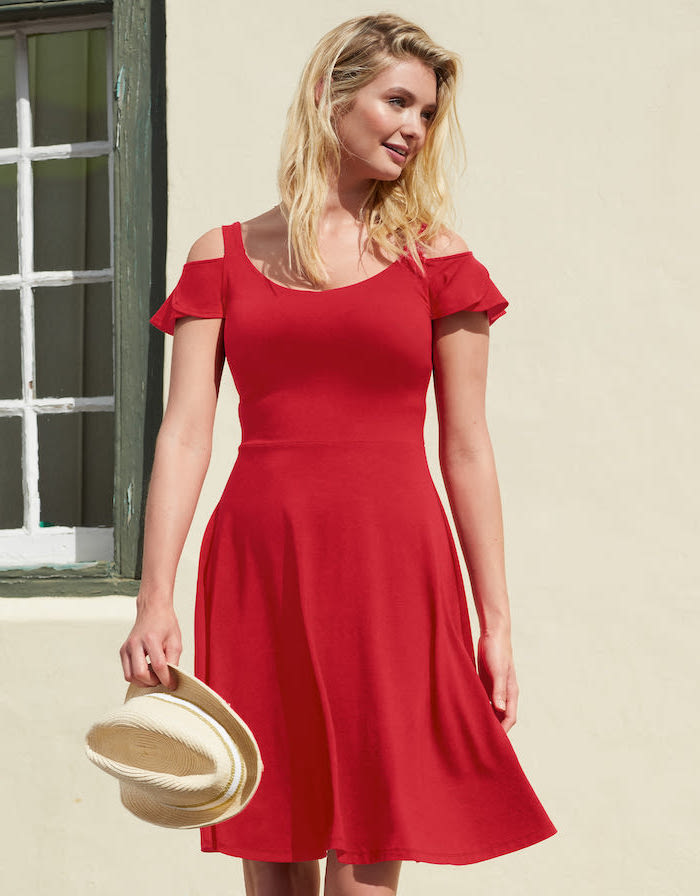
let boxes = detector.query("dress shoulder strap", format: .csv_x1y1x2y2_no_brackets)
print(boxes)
222,221,245,262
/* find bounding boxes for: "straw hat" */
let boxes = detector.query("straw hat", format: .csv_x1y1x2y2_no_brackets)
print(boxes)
85,665,263,828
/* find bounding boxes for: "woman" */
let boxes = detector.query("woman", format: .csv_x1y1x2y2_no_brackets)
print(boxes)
121,13,556,896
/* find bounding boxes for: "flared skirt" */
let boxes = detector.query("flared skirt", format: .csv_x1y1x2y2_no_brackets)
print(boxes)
193,439,556,864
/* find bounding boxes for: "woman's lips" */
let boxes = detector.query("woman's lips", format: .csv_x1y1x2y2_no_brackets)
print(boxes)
383,143,408,163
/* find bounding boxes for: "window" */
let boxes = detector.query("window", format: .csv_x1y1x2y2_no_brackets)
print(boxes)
0,1,166,595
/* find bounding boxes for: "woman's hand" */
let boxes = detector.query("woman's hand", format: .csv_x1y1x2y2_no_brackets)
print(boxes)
119,597,182,690
477,628,519,732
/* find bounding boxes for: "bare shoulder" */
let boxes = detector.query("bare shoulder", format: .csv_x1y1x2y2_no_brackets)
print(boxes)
186,226,225,263
241,206,282,233
421,228,471,259
240,206,287,256
241,205,287,241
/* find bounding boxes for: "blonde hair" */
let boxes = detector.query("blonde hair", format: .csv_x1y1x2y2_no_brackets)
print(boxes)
277,13,465,287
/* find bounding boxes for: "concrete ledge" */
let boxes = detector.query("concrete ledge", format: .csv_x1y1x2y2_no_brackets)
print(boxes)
0,595,136,621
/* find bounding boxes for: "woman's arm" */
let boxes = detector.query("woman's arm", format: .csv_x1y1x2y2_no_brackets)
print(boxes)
432,295,519,732
120,230,225,689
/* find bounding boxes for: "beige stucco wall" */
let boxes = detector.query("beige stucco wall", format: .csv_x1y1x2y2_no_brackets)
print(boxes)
2,1,698,893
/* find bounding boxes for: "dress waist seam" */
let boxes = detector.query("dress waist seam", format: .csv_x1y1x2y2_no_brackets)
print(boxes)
239,438,425,448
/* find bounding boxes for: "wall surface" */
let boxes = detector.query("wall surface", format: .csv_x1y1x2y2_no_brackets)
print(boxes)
2,1,699,893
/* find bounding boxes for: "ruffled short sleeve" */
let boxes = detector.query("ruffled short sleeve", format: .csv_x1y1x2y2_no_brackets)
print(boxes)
150,256,225,335
425,251,508,325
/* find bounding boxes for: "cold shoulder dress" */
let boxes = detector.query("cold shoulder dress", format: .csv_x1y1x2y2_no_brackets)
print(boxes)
150,221,557,865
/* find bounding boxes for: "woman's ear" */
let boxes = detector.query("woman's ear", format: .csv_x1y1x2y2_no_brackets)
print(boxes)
314,77,324,107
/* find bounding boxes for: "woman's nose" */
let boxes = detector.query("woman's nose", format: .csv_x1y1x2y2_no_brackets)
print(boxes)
401,111,426,144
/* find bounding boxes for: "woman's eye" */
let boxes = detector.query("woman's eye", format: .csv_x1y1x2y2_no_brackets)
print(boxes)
388,97,406,107
422,111,435,122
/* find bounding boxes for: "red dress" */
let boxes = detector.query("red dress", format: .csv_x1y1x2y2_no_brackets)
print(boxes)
151,221,557,865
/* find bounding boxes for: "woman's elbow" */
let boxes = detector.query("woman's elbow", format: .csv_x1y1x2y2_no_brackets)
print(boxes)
155,416,214,463
438,425,494,470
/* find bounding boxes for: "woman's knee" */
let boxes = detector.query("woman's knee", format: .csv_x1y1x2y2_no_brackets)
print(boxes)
324,850,402,896
242,858,320,896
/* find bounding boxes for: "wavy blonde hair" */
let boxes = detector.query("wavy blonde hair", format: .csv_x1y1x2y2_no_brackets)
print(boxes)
277,13,465,287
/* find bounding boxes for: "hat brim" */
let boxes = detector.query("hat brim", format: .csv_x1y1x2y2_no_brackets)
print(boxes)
121,664,263,828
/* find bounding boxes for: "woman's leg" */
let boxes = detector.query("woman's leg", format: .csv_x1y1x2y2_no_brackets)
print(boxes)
323,850,402,896
242,858,321,896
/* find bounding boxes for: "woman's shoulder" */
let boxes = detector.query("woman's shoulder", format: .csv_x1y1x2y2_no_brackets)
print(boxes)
185,226,226,263
420,227,471,259
181,208,278,266
239,207,287,256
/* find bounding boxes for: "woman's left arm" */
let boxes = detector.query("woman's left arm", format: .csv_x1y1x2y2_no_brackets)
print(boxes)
432,308,519,732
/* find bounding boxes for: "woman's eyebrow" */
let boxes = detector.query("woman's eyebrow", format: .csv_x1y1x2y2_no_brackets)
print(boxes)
385,86,437,110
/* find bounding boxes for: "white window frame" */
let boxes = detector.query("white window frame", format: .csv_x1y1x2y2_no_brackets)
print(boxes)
0,12,115,567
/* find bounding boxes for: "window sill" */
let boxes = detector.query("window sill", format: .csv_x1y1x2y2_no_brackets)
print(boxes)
0,563,139,596
0,2,112,25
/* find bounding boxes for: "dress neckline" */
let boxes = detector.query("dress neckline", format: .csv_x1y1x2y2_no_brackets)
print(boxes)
233,221,405,295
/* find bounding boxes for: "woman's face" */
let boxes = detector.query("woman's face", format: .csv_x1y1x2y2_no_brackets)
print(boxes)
333,57,438,182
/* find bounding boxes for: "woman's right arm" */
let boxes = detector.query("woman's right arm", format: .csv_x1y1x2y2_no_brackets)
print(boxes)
120,230,225,690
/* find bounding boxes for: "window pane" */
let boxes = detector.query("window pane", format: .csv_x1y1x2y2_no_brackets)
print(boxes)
0,163,18,275
38,411,114,527
0,36,16,147
28,28,107,146
0,416,23,529
33,156,110,271
35,283,113,398
0,290,22,399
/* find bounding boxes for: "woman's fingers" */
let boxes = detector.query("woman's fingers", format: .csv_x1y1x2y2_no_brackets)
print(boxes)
145,639,176,690
119,604,182,688
160,620,183,687
492,676,507,713
125,642,160,687
501,667,519,732
490,673,508,727
491,670,518,732
477,630,519,731
164,633,183,669
119,646,133,684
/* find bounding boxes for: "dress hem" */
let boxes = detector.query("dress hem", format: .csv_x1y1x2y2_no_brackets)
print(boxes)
200,822,557,865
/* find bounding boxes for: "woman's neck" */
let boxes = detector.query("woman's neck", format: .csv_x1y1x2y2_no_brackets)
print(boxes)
321,172,374,228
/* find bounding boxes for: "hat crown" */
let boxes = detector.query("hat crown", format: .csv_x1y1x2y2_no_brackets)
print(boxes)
84,666,262,829
86,692,243,808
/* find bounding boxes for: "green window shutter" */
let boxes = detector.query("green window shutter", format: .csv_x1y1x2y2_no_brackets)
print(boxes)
0,0,167,595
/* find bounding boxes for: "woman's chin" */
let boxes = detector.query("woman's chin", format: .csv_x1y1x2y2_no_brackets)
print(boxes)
371,167,404,183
